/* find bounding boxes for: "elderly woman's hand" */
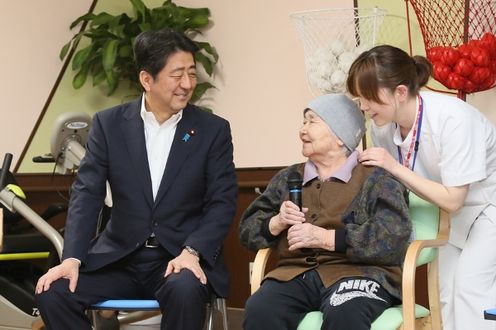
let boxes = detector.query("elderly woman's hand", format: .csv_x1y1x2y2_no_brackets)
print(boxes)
268,201,307,236
287,223,334,251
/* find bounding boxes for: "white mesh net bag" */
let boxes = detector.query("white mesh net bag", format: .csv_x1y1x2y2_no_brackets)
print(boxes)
290,7,387,95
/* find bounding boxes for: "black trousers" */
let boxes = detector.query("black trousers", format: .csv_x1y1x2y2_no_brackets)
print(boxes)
244,270,395,330
36,245,211,330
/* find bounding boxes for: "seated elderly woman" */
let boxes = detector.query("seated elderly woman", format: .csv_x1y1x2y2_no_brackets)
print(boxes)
239,93,412,330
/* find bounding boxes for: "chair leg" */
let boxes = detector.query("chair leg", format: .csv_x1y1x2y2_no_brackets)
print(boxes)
205,297,228,330
91,310,99,330
91,310,119,330
428,259,442,330
216,298,228,330
206,297,214,330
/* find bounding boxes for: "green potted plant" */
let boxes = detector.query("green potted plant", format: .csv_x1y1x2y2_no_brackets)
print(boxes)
60,0,218,105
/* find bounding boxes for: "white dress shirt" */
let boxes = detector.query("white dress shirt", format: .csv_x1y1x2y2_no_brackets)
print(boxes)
140,96,183,200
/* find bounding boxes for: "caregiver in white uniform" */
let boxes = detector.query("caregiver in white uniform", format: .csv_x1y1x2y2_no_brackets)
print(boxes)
347,44,496,330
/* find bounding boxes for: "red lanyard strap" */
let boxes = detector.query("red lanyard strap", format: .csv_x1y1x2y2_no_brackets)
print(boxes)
397,96,423,171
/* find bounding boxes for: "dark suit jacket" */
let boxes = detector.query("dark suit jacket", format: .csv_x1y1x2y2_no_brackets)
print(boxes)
61,98,238,297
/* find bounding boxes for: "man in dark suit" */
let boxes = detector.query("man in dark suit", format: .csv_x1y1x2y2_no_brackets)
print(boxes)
35,28,237,330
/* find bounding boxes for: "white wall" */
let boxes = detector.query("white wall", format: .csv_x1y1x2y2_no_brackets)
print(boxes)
15,0,351,172
0,0,94,169
4,0,496,172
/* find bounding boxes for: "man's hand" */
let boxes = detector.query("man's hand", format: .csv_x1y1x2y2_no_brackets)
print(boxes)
35,258,80,294
164,249,207,285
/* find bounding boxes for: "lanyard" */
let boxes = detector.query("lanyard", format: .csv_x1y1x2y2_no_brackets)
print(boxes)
397,96,423,171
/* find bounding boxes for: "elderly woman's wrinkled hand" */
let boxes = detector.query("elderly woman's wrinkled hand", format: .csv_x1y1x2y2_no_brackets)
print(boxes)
269,201,307,236
287,223,333,251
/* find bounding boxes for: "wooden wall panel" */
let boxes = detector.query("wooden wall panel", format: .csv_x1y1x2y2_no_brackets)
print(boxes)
224,167,282,308
11,169,428,309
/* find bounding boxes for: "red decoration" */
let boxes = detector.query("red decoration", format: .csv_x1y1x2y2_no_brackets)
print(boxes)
426,32,496,93
453,58,474,77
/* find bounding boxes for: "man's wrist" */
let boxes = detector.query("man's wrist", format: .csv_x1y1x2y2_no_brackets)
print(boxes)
184,245,200,258
65,257,81,267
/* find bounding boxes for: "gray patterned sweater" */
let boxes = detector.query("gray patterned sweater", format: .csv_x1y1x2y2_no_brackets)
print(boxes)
239,163,411,299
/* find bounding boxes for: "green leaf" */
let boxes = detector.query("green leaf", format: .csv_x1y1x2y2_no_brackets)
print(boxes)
138,22,152,32
60,33,84,61
83,29,115,40
69,13,96,30
195,41,219,62
63,0,218,100
102,39,119,72
179,7,210,29
73,67,89,89
184,14,210,30
195,52,213,76
110,23,126,39
92,69,106,87
130,0,146,19
59,40,72,60
72,45,93,71
90,12,115,27
191,81,214,103
105,69,118,96
118,44,132,58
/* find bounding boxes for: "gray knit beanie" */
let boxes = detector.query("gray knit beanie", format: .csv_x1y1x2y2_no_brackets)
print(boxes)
306,93,365,151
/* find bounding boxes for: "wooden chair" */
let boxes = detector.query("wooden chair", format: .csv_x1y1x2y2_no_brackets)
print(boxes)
250,192,449,330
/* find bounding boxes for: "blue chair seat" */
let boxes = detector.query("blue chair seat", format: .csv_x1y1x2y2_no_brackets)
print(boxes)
484,308,496,320
92,299,160,311
91,296,228,330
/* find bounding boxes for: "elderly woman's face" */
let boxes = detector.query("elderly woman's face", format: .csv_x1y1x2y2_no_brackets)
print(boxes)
299,110,336,159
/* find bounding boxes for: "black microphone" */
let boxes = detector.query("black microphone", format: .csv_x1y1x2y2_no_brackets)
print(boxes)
287,171,311,254
288,171,303,211
287,171,302,210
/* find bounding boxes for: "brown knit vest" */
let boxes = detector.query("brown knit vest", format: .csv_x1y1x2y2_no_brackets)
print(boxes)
265,164,401,288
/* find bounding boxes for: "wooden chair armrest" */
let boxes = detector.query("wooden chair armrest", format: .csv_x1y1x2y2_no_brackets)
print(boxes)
251,248,273,294
402,208,449,329
437,209,450,243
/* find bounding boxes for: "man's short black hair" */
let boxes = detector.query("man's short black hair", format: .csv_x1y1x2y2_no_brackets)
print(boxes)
134,28,199,79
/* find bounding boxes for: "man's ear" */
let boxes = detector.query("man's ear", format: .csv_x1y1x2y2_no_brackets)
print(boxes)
139,71,153,92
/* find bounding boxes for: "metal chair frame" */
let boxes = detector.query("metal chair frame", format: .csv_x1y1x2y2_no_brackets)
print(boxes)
91,295,229,330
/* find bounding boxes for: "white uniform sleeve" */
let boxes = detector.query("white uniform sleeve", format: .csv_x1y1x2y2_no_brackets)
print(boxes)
437,104,487,186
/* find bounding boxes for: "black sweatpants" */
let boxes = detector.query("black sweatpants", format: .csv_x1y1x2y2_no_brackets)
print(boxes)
244,270,396,330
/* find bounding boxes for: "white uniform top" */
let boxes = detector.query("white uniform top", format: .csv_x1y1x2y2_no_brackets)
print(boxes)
372,91,496,248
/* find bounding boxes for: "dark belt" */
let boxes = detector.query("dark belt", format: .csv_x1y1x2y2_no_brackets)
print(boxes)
145,236,160,248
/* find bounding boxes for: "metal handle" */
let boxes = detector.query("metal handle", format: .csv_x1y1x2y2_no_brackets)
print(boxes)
0,153,13,190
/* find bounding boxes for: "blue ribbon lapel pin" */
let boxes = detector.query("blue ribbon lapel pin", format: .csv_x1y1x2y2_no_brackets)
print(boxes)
182,129,196,142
